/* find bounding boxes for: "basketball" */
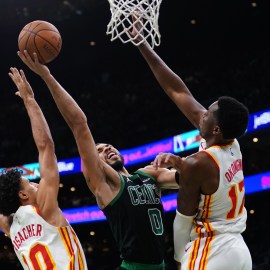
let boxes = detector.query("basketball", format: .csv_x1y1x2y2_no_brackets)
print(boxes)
18,20,62,64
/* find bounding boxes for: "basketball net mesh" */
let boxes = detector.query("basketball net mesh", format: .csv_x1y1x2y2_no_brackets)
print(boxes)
106,0,162,48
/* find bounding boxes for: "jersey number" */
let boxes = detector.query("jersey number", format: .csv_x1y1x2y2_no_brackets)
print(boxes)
22,243,56,270
227,179,245,219
148,208,164,235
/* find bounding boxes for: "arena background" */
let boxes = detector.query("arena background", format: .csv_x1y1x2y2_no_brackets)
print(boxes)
0,0,269,269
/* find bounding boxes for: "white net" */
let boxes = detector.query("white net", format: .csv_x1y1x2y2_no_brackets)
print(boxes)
106,0,162,48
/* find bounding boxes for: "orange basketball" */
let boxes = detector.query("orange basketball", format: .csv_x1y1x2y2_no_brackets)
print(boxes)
18,20,62,64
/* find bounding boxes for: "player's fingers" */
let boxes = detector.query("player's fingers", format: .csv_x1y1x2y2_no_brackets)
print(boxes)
17,51,24,58
17,51,28,63
165,155,170,163
156,152,165,166
9,67,20,80
8,73,16,84
23,50,34,64
15,91,21,97
20,69,27,81
157,157,163,167
8,68,17,81
151,160,159,170
10,67,17,74
8,68,14,78
152,157,159,168
9,69,22,89
33,53,41,64
154,154,166,164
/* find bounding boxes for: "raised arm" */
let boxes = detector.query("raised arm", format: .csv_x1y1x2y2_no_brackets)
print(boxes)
17,52,120,208
137,42,206,129
8,68,62,224
131,18,205,127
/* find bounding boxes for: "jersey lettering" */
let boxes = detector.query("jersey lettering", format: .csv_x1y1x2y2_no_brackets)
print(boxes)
225,159,242,182
13,224,43,252
128,184,160,206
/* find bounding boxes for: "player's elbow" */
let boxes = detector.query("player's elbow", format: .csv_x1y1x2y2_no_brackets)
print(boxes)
37,138,55,153
69,114,88,131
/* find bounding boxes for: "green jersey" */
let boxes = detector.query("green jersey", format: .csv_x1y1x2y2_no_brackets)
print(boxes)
102,170,165,265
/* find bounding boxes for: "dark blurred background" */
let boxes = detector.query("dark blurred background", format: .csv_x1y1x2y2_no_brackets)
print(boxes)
0,0,270,269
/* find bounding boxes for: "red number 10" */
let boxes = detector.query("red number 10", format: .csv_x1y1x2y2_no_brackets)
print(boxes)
22,243,56,270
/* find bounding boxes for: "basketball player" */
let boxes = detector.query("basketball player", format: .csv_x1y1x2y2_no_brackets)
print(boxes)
0,68,88,270
16,50,179,270
135,39,253,269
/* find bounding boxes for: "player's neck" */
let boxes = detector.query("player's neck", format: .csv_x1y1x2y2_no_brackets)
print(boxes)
118,167,130,177
206,137,234,148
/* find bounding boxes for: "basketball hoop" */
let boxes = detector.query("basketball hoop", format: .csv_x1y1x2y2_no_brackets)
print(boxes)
106,0,162,48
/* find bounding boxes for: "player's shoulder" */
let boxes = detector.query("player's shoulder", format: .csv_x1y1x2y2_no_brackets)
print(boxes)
181,151,216,178
184,151,210,166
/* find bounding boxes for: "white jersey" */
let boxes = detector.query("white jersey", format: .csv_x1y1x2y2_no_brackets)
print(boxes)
192,138,247,240
180,139,252,270
10,205,88,270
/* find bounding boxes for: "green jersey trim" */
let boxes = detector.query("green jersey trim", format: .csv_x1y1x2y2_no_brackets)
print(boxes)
109,174,125,206
134,170,157,182
121,260,165,270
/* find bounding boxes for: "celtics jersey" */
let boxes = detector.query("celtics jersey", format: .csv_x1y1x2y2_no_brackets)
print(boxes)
102,170,165,264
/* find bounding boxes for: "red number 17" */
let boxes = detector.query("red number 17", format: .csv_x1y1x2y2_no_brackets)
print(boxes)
227,179,245,220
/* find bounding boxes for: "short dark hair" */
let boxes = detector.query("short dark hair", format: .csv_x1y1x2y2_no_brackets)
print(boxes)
0,168,22,216
215,96,249,140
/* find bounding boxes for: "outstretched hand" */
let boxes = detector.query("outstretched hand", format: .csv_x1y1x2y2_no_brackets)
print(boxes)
17,50,50,78
152,152,183,171
130,14,144,45
8,67,34,100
